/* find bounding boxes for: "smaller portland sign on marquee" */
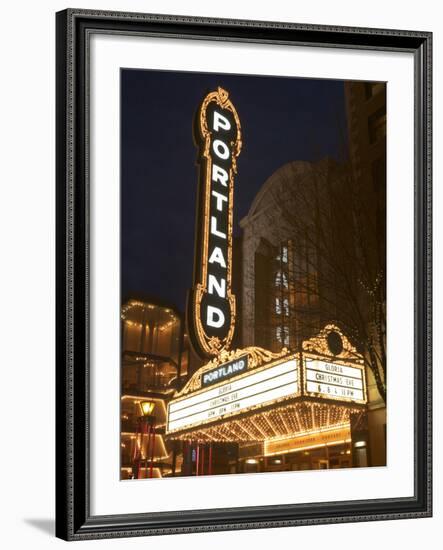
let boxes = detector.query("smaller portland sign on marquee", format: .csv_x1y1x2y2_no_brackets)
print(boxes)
201,355,248,387
188,87,242,358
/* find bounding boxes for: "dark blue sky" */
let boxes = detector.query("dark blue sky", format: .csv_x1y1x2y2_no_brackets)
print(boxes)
121,69,349,313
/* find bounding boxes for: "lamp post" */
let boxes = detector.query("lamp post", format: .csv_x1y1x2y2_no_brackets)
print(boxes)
140,400,155,418
135,401,156,479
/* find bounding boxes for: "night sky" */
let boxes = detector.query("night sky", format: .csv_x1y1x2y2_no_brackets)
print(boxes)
121,69,348,313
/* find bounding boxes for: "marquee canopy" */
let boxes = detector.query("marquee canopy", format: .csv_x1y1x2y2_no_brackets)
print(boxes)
166,325,367,443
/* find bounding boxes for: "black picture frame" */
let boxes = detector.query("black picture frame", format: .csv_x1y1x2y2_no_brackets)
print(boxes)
56,8,432,541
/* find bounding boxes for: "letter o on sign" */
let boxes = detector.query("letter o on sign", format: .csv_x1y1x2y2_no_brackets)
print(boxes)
212,139,230,160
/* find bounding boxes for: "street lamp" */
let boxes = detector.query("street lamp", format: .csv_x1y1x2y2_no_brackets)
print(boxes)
140,400,155,420
134,401,157,479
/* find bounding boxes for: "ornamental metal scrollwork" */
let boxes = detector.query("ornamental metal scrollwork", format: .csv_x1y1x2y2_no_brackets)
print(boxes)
302,324,363,363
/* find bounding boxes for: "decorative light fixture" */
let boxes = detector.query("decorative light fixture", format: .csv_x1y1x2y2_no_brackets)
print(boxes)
140,401,155,417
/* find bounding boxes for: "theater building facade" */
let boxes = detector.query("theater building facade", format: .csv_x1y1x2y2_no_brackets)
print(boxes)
239,158,386,468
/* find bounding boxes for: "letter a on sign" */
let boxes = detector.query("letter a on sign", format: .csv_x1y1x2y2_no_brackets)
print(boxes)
187,87,242,357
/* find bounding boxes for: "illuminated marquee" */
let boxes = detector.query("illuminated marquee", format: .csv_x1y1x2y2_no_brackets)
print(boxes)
166,325,368,441
303,358,367,404
188,87,242,357
167,356,298,434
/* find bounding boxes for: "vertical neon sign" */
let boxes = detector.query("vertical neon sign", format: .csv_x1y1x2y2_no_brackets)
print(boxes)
188,87,242,357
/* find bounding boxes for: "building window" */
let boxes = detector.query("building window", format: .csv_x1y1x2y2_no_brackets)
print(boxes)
275,270,288,289
276,245,288,263
275,297,289,316
276,325,289,346
294,273,319,308
291,236,319,308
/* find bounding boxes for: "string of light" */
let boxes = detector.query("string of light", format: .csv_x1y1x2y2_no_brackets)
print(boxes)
169,401,362,443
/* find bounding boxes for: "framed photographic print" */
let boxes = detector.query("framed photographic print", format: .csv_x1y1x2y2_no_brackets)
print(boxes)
55,9,432,540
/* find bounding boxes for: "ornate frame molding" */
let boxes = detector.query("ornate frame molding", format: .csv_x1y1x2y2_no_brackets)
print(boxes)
56,9,432,540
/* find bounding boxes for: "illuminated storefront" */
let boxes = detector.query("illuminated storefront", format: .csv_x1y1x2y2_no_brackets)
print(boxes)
120,298,183,479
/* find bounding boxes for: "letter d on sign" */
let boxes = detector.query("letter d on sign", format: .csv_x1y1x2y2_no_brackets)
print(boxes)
206,306,225,329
